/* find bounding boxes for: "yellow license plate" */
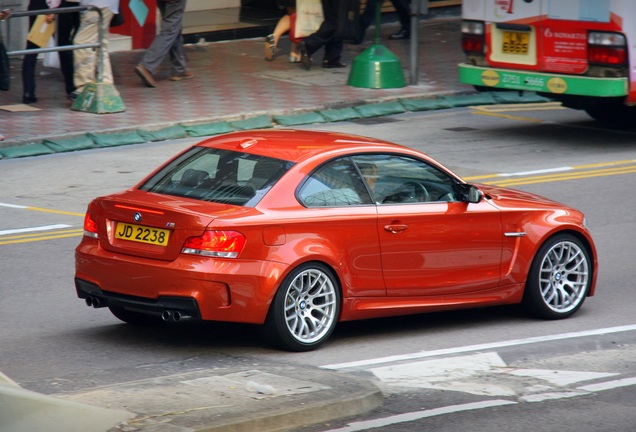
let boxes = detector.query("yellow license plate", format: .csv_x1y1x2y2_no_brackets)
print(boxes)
115,222,170,246
502,31,529,55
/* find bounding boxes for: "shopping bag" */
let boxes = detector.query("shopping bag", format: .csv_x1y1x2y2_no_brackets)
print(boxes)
294,0,324,39
43,37,60,69
27,14,55,48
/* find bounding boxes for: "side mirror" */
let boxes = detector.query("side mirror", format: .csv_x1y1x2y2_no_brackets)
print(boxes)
456,183,483,203
466,185,483,203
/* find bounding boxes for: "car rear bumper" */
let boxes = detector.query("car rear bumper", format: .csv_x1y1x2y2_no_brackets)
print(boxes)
75,242,289,324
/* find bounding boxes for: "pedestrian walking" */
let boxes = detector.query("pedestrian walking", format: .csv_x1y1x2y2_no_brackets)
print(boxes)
58,0,81,99
264,1,302,63
134,0,193,88
360,0,411,40
69,0,118,99
298,0,345,70
21,0,55,104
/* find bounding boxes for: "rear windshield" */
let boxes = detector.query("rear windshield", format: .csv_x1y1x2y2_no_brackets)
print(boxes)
139,147,292,206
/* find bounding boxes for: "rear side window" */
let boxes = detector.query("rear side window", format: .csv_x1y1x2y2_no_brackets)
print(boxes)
140,147,292,206
298,157,374,207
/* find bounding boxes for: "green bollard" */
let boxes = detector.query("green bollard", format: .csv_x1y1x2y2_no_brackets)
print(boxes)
347,1,406,89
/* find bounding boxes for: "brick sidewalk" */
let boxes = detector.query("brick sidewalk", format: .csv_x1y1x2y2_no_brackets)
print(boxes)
0,17,468,148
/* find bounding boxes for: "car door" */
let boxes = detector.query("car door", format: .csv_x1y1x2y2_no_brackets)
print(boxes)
353,154,503,297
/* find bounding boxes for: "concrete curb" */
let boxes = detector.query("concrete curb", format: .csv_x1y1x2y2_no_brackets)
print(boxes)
0,91,549,159
55,366,383,432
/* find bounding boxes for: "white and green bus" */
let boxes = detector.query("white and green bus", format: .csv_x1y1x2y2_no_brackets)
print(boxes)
459,0,636,125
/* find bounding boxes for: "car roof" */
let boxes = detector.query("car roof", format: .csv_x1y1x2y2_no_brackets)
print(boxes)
194,129,410,162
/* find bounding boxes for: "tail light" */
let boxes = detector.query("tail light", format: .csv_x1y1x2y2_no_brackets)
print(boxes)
588,32,627,66
462,20,485,54
83,212,98,239
182,230,246,258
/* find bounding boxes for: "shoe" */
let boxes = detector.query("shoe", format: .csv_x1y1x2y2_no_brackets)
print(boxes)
169,70,195,81
264,34,275,61
322,60,347,69
68,90,80,101
135,63,157,87
389,28,410,40
22,94,38,104
299,41,311,70
288,55,301,63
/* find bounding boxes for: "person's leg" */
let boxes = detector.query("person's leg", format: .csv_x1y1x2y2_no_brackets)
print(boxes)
388,0,411,39
392,0,411,30
360,0,378,30
22,4,43,103
319,0,343,67
57,1,80,95
265,14,290,60
141,0,186,74
273,15,291,46
287,13,302,62
21,41,38,103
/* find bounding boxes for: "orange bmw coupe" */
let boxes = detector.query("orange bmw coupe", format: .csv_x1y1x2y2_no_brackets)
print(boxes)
75,130,597,351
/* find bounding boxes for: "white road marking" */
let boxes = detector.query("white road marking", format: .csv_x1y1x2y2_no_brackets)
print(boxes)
320,400,517,432
0,202,27,209
578,377,636,392
369,352,620,397
520,391,588,403
321,324,636,370
0,224,72,236
499,167,573,177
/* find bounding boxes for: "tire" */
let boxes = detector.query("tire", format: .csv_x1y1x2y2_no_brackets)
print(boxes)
108,305,165,327
584,105,636,128
522,234,592,320
262,263,340,352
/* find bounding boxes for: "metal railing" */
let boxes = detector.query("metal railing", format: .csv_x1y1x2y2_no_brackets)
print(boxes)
2,6,107,83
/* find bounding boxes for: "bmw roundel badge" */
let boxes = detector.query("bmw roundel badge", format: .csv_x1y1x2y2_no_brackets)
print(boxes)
134,212,142,222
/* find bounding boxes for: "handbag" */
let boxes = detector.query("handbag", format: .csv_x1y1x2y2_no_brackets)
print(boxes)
294,0,324,39
0,32,9,91
337,0,363,44
110,11,125,27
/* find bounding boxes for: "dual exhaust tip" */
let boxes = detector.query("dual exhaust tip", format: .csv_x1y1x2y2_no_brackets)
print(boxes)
85,296,103,308
161,310,191,322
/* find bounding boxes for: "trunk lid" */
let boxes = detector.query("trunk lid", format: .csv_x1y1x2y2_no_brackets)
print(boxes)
94,190,252,261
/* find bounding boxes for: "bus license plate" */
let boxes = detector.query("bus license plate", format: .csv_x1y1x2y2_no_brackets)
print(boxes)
115,222,170,246
502,31,529,55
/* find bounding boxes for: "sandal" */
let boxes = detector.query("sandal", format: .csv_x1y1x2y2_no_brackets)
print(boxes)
288,50,301,63
264,34,275,61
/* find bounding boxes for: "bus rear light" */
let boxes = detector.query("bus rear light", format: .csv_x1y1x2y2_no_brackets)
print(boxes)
461,20,485,54
588,32,627,66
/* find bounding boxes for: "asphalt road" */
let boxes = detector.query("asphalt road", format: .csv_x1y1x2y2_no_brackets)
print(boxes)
1,104,635,430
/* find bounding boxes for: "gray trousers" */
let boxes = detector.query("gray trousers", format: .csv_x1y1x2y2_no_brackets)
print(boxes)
141,0,187,75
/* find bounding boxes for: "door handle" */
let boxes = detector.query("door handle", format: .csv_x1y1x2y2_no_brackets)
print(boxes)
384,224,408,234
